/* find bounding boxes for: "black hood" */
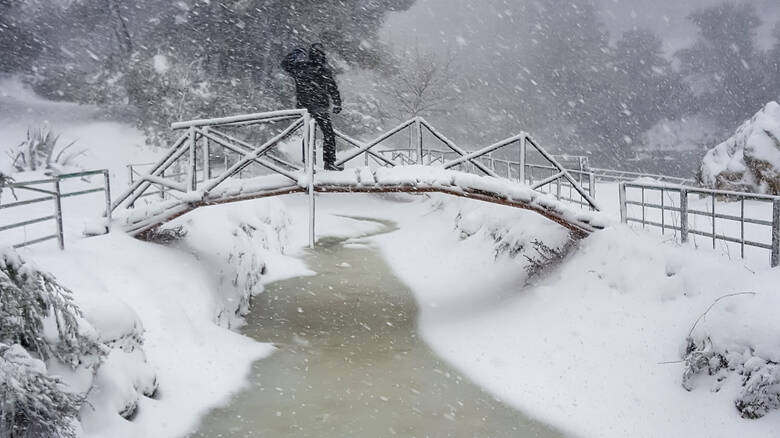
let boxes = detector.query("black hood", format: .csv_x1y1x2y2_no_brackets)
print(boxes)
309,43,326,65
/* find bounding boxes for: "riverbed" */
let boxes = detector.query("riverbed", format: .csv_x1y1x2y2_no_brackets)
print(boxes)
191,218,560,437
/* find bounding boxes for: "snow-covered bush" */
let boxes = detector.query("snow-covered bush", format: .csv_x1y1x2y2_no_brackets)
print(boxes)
683,336,780,419
0,343,84,438
173,199,291,328
8,127,83,174
0,173,16,205
698,102,780,195
0,248,105,437
142,225,188,245
681,284,780,419
453,204,573,264
0,249,104,369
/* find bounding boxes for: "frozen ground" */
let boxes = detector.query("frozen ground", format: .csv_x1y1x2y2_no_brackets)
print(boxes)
2,78,780,437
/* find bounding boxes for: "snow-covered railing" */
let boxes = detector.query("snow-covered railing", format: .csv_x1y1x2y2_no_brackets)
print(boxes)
619,181,780,267
333,117,600,211
0,170,111,250
116,110,604,245
593,168,695,186
369,149,598,207
111,109,317,244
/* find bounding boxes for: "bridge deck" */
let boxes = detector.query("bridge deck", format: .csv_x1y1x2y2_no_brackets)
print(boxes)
115,166,609,237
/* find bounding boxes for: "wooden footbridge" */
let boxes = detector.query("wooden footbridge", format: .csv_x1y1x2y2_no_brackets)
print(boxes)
112,110,606,246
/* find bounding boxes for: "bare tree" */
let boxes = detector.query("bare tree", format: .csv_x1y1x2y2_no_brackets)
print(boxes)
382,49,461,121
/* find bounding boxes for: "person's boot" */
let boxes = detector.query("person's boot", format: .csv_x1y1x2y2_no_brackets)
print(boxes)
325,162,344,171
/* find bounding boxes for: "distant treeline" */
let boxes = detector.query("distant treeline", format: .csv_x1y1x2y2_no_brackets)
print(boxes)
1,0,778,166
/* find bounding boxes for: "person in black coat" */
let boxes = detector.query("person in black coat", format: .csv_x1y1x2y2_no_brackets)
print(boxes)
282,43,343,171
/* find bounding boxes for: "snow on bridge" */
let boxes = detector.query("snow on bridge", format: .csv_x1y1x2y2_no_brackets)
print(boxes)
111,110,607,245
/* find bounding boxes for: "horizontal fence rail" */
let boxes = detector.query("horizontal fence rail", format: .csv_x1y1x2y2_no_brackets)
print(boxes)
619,181,780,267
0,170,111,250
593,168,695,185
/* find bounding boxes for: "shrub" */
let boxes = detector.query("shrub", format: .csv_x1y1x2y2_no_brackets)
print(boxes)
0,248,105,437
0,343,84,438
7,127,83,174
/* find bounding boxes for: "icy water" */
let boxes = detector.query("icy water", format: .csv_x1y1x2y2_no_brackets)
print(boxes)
191,218,561,438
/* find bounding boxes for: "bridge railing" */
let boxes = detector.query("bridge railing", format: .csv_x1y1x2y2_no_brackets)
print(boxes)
114,109,602,245
333,117,600,211
111,110,313,211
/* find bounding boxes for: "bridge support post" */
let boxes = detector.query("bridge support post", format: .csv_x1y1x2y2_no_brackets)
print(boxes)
305,114,316,248
519,136,527,184
202,127,211,181
187,127,197,191
416,118,424,164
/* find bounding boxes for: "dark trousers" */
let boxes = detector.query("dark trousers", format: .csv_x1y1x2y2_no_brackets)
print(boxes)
310,108,337,165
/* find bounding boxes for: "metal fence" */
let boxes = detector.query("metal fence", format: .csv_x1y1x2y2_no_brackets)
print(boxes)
0,170,111,250
619,180,780,267
592,168,695,185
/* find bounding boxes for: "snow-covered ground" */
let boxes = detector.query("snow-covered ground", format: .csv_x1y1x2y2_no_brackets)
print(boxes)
3,78,780,437
365,197,780,437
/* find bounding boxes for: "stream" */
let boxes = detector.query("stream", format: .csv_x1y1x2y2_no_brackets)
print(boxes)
190,218,561,437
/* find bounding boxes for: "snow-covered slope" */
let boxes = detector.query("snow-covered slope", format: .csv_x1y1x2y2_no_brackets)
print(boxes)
0,78,303,437
370,195,780,437
699,102,780,195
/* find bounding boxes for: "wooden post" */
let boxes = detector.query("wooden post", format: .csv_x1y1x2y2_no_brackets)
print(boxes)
187,126,197,192
127,165,136,207
589,172,596,201
772,199,779,268
618,182,627,224
103,170,112,232
306,115,316,248
202,127,211,181
519,136,527,184
416,118,424,164
680,189,689,243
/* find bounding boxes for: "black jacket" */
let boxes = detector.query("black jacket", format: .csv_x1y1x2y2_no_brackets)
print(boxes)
282,49,341,111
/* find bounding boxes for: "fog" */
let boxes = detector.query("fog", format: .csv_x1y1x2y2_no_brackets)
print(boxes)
1,0,778,173
381,0,779,54
373,0,780,173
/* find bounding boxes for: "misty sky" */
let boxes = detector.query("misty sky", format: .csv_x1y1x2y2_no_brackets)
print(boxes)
380,0,780,55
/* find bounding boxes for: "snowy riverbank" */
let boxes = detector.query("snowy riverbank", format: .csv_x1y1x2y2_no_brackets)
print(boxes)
362,195,780,437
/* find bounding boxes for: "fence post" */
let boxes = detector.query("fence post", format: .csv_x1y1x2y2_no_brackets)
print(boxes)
519,136,527,183
589,172,596,200
416,118,424,164
53,179,65,250
680,189,689,243
103,170,112,232
618,182,627,223
772,199,779,268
